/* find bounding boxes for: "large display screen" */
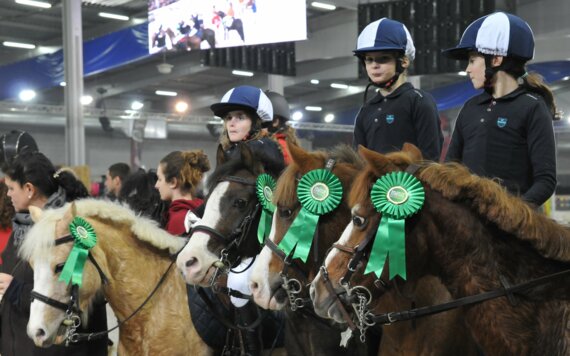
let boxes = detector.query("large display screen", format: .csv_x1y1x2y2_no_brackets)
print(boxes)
148,0,307,54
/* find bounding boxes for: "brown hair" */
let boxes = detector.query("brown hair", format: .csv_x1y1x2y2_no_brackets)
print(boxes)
160,150,210,195
0,179,15,230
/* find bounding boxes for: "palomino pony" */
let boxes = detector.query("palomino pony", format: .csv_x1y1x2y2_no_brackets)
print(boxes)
20,200,212,356
312,144,570,355
249,143,477,355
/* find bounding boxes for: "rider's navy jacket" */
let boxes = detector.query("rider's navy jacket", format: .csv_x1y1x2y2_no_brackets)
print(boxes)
353,82,443,161
446,87,556,206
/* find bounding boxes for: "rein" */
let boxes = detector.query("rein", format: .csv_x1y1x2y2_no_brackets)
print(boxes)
30,232,177,344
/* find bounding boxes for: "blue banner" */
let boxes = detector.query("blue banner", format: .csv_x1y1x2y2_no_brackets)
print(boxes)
0,23,149,100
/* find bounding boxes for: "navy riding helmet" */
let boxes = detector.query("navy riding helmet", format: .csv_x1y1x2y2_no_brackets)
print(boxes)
443,12,534,61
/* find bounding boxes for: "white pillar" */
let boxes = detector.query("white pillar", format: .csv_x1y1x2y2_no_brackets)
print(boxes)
63,0,85,165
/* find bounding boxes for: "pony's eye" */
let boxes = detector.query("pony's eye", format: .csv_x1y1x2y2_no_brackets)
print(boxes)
352,215,366,227
233,199,247,209
279,208,293,219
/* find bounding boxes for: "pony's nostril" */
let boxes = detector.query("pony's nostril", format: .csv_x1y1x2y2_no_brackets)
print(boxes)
250,281,259,291
185,257,197,268
36,328,46,338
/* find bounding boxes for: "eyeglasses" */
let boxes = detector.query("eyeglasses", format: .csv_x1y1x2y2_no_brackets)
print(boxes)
363,55,394,65
223,112,249,122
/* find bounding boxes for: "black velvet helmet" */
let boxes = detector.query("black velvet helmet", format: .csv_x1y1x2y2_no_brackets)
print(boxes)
0,130,39,167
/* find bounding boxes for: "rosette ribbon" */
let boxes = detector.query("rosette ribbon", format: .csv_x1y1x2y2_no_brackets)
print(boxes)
59,217,97,287
256,174,277,244
365,171,424,280
278,169,342,262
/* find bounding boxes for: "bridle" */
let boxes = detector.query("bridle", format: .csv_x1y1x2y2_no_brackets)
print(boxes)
190,174,261,290
265,159,337,311
30,228,177,345
319,163,423,342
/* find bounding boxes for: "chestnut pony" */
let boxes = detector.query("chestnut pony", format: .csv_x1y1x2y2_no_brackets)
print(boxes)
20,200,211,356
312,144,570,355
250,143,477,355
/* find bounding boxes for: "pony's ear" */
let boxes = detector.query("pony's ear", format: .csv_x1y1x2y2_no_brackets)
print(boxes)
216,144,226,166
289,142,319,172
29,206,43,223
358,145,398,176
402,143,423,162
239,143,263,175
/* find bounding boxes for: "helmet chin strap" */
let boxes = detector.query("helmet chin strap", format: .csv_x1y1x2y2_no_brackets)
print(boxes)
362,57,404,102
483,55,501,94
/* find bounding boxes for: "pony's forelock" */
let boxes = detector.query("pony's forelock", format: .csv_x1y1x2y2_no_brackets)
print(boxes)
20,207,63,263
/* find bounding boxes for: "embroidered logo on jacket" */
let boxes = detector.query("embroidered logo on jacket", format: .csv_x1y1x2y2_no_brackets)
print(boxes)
497,117,508,128
386,114,395,124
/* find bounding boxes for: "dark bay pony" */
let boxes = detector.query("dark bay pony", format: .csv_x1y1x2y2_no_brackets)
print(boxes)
249,143,477,355
312,144,570,355
20,200,212,355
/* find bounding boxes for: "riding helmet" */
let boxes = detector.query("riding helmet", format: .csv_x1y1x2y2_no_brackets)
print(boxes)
443,12,534,61
353,18,415,61
211,85,273,122
264,91,290,121
0,129,39,167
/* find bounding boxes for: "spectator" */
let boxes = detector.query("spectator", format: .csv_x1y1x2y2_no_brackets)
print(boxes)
105,162,130,201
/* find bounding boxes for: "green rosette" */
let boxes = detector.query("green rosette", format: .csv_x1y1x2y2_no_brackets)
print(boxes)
365,171,424,280
279,169,343,262
256,174,277,244
59,216,97,287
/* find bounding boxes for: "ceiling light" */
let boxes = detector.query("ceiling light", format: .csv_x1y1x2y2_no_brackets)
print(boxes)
59,81,66,87
310,79,320,85
131,101,144,110
175,101,189,113
15,0,51,9
563,76,570,81
292,111,303,121
98,12,130,21
324,114,335,123
232,70,254,77
80,95,93,105
330,83,349,89
305,106,322,112
311,2,336,10
155,90,177,97
19,89,36,101
458,71,468,76
3,41,36,49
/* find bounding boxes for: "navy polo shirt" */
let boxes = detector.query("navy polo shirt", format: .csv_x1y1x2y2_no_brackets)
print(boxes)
353,83,443,161
446,88,556,206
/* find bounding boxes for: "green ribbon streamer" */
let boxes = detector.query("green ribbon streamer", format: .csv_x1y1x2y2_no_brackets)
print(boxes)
277,169,342,262
278,209,319,262
256,174,276,244
59,246,90,287
257,209,274,244
365,215,407,279
59,217,97,287
365,171,425,280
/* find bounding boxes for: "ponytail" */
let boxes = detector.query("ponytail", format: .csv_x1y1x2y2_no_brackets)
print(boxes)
500,57,560,120
523,72,561,120
53,168,89,201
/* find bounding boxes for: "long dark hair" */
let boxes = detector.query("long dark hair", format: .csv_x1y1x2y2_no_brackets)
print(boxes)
0,179,15,230
118,169,169,227
1,151,88,202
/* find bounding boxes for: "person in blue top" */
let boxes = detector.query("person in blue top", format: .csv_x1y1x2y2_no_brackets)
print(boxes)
352,18,443,161
443,12,559,207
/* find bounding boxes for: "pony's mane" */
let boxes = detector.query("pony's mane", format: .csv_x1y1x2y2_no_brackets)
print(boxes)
20,199,185,263
275,145,363,208
419,162,570,262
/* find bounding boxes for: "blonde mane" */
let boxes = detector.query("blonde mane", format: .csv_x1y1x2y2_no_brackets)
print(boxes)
21,199,185,263
419,162,570,262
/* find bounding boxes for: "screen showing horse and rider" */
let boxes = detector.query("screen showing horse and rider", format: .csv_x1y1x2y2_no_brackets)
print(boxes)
147,0,307,54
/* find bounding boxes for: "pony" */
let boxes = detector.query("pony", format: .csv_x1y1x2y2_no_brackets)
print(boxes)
249,143,477,355
311,144,570,355
176,143,286,354
20,199,212,356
